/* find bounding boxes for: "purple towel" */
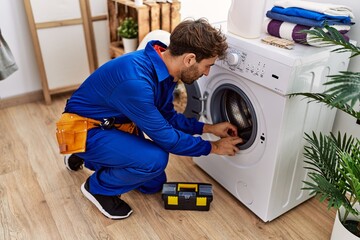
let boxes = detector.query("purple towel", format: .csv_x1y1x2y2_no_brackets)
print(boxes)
266,19,350,46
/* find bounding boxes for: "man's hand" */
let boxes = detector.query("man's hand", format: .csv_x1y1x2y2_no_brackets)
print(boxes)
210,137,243,156
203,122,238,138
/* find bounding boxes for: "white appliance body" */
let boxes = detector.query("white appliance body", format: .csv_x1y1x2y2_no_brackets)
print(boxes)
188,30,350,222
227,0,266,38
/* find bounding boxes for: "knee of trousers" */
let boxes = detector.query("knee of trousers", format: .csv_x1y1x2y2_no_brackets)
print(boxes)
147,148,169,174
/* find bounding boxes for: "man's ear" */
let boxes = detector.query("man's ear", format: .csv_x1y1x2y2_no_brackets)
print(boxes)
183,53,196,67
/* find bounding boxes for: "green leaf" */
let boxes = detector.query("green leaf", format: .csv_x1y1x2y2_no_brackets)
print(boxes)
117,17,138,39
301,26,360,57
324,71,360,107
303,132,340,183
302,132,360,222
289,92,360,120
338,142,360,203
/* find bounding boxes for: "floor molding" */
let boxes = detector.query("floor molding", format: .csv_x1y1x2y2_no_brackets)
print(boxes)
0,90,43,109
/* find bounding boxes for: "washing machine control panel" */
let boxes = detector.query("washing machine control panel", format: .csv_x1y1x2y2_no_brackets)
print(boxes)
220,45,291,94
224,48,266,78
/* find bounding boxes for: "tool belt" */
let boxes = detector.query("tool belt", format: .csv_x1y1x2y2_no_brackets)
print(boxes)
56,113,138,154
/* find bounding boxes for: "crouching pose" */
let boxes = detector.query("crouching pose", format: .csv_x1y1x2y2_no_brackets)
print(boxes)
56,18,242,219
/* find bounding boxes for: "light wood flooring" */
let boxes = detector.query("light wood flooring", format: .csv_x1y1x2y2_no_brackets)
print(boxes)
0,93,336,240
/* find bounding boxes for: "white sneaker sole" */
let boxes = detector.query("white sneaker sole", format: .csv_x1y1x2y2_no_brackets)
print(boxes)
80,182,133,219
63,155,74,171
64,154,83,172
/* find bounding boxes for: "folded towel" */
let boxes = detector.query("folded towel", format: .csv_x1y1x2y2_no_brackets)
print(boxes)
271,6,352,24
274,0,355,19
266,10,353,28
264,18,350,47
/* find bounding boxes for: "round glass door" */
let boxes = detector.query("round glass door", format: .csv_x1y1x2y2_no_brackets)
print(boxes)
210,84,257,150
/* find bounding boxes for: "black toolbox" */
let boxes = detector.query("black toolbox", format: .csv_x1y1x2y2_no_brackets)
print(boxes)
161,182,213,211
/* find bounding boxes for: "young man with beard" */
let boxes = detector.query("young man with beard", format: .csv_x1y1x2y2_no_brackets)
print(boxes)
57,18,242,219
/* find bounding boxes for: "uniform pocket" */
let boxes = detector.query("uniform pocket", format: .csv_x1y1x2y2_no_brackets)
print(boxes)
56,119,88,154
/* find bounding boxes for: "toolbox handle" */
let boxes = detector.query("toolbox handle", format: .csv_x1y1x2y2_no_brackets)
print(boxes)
177,183,198,192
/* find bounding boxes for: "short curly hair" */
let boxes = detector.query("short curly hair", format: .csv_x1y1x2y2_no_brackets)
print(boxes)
168,18,228,62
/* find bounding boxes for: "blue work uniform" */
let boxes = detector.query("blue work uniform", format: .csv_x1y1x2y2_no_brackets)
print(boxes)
64,40,211,196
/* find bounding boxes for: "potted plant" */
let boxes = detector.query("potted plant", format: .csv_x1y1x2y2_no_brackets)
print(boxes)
291,26,360,239
117,17,138,53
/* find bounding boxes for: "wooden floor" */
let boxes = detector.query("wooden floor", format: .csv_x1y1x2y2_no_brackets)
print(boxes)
0,93,336,240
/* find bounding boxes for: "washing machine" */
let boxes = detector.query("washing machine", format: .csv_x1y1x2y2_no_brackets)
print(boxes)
183,26,351,222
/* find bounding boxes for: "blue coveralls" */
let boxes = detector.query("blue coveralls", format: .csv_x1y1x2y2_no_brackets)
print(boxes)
64,40,212,196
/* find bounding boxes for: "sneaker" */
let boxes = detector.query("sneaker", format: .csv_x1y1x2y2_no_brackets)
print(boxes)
64,154,84,171
80,178,133,219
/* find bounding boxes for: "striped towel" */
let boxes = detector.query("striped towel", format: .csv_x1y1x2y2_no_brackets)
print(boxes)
264,18,350,47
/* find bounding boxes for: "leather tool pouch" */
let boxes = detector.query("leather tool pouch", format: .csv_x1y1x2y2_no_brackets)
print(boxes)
56,113,138,154
56,114,98,154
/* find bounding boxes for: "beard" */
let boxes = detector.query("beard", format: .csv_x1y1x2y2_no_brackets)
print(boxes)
180,64,203,85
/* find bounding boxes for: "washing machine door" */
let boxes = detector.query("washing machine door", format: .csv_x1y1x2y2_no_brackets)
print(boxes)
176,78,258,150
209,83,257,150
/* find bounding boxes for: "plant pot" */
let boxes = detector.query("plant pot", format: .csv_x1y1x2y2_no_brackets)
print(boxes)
331,204,360,240
134,0,143,6
122,38,138,53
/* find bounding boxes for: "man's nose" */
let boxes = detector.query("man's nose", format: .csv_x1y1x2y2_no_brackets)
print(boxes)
204,69,210,76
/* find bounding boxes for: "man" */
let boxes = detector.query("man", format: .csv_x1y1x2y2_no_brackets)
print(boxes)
57,18,242,220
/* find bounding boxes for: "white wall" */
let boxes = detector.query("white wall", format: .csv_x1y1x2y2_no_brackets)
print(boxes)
180,0,231,23
0,0,359,137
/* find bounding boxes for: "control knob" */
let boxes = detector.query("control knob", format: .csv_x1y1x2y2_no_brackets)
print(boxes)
226,52,239,66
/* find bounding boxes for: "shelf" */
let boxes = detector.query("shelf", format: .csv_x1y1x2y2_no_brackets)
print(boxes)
107,0,181,58
109,41,124,58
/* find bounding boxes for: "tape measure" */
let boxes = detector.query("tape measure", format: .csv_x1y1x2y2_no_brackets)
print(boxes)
161,182,213,211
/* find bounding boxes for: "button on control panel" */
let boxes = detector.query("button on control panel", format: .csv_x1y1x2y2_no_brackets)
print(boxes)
223,47,266,79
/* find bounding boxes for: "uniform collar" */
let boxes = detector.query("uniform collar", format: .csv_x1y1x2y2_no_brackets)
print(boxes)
145,40,173,82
